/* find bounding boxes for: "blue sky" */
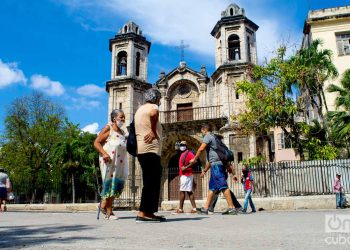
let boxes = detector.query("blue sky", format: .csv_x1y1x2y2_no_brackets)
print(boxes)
0,0,349,134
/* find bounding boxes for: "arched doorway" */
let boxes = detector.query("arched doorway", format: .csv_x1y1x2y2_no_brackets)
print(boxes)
160,133,206,201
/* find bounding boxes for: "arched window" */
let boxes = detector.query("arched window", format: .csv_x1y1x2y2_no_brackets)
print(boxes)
228,34,240,61
136,52,141,77
135,27,139,34
124,26,127,33
117,51,127,76
247,36,251,62
230,8,234,16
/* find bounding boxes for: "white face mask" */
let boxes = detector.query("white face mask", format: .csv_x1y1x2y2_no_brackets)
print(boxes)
117,121,124,128
180,146,186,151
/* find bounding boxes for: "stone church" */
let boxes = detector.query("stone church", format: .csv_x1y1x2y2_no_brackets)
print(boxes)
105,4,280,205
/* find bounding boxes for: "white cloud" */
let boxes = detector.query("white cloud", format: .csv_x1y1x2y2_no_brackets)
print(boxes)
81,122,99,134
57,0,301,62
0,59,27,88
77,84,105,97
30,74,65,96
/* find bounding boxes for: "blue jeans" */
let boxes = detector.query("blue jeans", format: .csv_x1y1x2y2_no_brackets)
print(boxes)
243,189,256,212
336,193,345,208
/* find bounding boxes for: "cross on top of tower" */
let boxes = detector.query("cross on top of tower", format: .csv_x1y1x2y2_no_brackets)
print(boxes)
175,40,189,62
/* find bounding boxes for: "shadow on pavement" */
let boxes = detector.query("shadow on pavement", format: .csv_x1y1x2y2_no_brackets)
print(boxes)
165,217,208,222
0,224,98,248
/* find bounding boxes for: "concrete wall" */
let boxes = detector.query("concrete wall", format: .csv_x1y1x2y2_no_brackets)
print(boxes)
307,7,350,112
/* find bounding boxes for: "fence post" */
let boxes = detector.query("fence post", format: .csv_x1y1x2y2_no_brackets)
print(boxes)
264,164,268,197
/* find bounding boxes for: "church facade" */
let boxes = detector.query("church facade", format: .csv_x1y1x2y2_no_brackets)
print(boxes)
105,4,297,205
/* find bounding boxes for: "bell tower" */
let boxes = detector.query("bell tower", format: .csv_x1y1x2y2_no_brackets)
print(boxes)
106,21,151,124
211,4,258,69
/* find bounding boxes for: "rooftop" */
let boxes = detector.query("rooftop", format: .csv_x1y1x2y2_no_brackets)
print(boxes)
307,5,350,22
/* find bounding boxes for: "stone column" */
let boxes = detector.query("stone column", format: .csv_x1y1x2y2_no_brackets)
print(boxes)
249,134,257,158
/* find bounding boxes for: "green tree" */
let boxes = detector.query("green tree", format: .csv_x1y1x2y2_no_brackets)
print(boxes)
291,39,338,125
51,121,99,203
302,120,338,160
327,69,350,156
0,92,65,202
236,46,307,159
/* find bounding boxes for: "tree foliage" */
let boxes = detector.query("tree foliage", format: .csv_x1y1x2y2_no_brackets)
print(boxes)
0,92,99,203
327,69,350,156
236,42,339,161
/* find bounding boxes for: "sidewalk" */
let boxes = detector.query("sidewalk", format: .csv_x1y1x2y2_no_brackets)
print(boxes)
0,209,347,249
6,194,348,212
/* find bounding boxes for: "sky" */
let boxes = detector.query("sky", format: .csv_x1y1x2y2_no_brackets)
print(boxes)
0,0,349,134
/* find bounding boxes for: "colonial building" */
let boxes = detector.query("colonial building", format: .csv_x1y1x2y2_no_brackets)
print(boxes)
105,4,289,206
302,5,350,120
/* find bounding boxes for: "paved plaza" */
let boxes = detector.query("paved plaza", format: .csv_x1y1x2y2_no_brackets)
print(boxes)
1,209,349,249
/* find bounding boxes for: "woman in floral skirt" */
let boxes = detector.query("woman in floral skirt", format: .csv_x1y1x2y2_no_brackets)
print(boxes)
94,109,128,220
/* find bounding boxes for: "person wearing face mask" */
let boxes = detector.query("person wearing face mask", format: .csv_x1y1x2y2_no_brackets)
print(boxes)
173,141,198,214
94,109,128,220
241,165,256,213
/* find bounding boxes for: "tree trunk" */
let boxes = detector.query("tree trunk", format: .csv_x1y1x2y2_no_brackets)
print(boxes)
72,172,75,204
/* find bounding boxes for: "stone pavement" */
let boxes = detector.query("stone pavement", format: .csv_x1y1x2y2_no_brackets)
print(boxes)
0,209,348,249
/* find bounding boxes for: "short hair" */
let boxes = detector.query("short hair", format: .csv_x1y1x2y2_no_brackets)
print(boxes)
201,124,212,132
110,109,124,122
144,88,161,104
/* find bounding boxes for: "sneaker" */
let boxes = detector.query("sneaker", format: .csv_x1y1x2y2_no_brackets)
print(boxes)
235,207,242,212
238,209,247,214
251,210,256,213
107,214,119,220
197,207,208,215
136,216,162,223
222,208,237,215
208,210,214,215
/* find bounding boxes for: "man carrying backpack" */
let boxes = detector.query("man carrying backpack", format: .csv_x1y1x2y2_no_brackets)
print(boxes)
174,141,198,214
190,124,236,215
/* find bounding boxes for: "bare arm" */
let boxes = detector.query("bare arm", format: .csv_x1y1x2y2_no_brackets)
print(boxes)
144,108,159,143
200,161,211,178
93,125,111,163
190,143,207,164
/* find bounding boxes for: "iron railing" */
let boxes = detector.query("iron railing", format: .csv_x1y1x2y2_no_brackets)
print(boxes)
168,159,350,201
160,105,223,124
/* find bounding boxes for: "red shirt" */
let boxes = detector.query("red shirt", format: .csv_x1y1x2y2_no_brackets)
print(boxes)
179,150,195,176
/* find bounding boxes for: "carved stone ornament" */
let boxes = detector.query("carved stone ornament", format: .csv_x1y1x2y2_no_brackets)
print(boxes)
178,84,192,98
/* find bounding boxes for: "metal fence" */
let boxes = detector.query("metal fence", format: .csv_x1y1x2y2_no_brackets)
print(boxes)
167,159,350,201
248,159,350,197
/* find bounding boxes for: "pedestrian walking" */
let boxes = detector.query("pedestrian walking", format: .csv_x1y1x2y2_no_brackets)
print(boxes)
174,141,198,214
190,124,236,215
134,88,165,223
0,167,11,212
241,165,256,213
94,109,128,220
208,161,242,214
